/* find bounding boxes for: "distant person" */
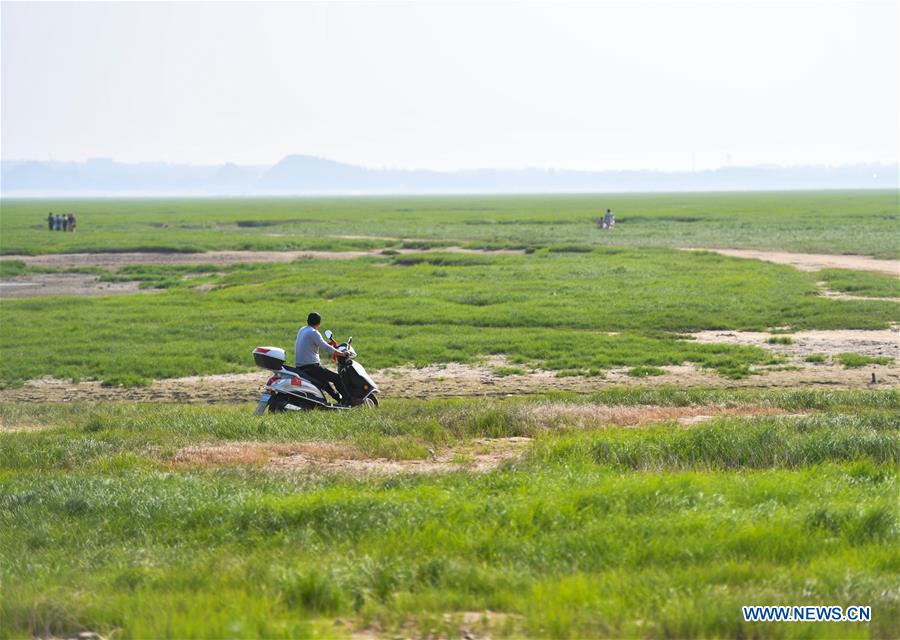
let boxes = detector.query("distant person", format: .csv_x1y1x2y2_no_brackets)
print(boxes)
61,214,69,232
67,213,76,232
603,209,614,230
54,213,62,231
48,212,54,231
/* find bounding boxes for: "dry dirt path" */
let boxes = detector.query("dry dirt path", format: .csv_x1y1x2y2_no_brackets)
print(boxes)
6,247,898,273
0,273,147,298
682,248,900,275
1,249,371,268
1,246,523,269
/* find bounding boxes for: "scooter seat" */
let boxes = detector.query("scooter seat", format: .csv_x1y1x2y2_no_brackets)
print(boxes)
283,364,317,384
283,365,344,404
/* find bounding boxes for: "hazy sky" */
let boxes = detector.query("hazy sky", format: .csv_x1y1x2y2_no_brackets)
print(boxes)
2,1,897,171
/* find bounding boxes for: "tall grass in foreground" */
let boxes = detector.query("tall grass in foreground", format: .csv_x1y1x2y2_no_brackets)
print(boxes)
530,414,898,470
1,464,896,638
1,397,898,638
1,390,897,470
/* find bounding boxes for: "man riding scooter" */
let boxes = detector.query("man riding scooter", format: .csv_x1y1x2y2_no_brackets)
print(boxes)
294,312,350,405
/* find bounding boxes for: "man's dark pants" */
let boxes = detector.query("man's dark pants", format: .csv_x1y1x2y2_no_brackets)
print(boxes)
299,363,348,404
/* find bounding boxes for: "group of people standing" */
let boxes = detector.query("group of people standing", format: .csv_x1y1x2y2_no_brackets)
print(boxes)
48,212,76,232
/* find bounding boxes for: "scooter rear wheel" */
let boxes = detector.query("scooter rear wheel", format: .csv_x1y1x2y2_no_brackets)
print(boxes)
269,394,316,412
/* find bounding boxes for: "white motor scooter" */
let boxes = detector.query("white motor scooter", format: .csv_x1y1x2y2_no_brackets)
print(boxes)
251,332,379,413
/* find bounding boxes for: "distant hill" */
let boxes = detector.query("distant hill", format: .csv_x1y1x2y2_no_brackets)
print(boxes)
2,155,896,196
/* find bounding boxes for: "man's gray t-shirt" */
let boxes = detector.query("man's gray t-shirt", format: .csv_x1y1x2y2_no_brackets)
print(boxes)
295,325,337,366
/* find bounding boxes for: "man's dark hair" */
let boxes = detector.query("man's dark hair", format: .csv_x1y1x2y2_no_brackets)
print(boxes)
307,312,322,326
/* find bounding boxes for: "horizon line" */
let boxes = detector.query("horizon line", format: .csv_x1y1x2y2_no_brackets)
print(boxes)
4,187,899,201
2,155,898,174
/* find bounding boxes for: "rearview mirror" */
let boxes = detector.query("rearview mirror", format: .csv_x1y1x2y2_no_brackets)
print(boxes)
347,336,353,345
324,329,333,341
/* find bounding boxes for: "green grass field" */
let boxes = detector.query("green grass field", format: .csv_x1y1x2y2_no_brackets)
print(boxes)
2,392,898,639
1,247,897,388
2,191,899,257
1,193,898,638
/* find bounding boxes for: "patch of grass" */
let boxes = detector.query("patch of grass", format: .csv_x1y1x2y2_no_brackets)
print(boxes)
837,353,894,368
0,260,27,277
493,366,527,377
99,374,151,388
575,386,900,411
555,368,604,378
530,413,899,470
817,268,900,298
766,336,794,345
546,243,594,253
626,365,666,377
392,253,494,267
96,263,225,290
804,353,828,363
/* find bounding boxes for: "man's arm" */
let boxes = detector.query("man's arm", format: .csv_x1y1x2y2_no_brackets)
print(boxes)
313,330,340,356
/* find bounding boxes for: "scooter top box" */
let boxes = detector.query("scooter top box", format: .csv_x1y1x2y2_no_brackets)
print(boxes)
253,346,286,371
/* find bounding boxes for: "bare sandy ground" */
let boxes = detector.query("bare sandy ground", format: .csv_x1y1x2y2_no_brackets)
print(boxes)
2,250,374,268
6,246,898,273
0,273,146,298
170,437,534,476
683,248,900,275
2,329,896,405
815,287,900,303
688,328,899,359
163,404,806,476
2,246,523,270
